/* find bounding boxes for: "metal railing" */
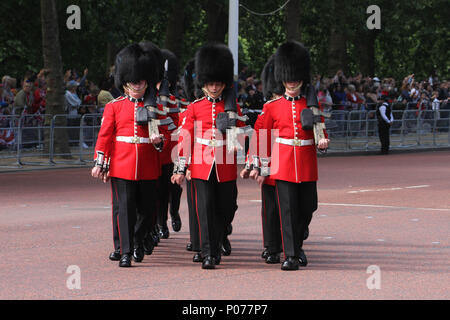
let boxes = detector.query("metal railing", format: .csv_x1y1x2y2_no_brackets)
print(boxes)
1,106,449,168
0,112,102,168
325,108,450,151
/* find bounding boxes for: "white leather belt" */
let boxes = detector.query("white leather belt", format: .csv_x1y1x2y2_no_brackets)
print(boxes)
275,138,314,147
116,136,150,144
196,137,227,147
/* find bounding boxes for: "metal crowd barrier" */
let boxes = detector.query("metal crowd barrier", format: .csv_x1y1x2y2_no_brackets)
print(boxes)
326,108,450,151
0,109,102,168
1,105,449,168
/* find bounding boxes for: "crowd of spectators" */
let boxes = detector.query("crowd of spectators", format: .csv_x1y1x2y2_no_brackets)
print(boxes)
236,66,449,116
0,68,118,118
0,67,118,148
1,64,449,148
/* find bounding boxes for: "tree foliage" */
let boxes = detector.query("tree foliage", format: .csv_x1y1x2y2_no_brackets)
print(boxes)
0,0,448,84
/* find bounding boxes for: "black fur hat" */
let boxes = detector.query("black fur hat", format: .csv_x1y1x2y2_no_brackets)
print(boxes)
161,49,179,89
195,43,234,88
114,42,163,94
139,41,164,82
182,59,197,102
261,55,285,100
274,40,310,84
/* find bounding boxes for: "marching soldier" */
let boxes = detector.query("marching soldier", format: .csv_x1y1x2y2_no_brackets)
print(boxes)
156,49,182,239
172,43,245,269
92,42,167,267
241,54,284,264
252,41,329,270
178,58,203,261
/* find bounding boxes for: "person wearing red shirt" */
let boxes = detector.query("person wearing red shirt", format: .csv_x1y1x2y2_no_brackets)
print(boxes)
346,84,363,109
172,44,245,269
32,79,46,114
252,41,330,271
91,42,165,268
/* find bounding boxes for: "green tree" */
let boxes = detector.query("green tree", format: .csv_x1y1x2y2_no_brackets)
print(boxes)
40,0,70,156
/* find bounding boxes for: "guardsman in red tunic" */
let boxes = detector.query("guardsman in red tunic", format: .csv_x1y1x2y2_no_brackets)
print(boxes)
91,42,166,268
252,41,330,270
177,58,204,259
241,54,284,264
155,49,183,239
172,44,245,269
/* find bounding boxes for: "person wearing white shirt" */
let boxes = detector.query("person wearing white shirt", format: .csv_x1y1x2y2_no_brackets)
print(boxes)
376,96,394,154
65,80,81,117
65,80,82,145
431,91,440,120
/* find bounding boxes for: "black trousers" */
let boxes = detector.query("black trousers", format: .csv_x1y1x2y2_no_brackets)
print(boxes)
192,171,238,258
275,180,317,258
156,163,172,227
261,184,282,254
186,179,200,252
111,181,120,251
169,174,183,218
156,163,183,227
111,177,157,255
378,123,390,154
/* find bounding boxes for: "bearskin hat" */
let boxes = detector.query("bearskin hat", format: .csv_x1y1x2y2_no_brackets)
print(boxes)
161,49,179,89
274,40,310,84
261,54,285,100
114,42,163,94
182,59,197,102
181,59,204,102
139,41,164,83
195,43,234,88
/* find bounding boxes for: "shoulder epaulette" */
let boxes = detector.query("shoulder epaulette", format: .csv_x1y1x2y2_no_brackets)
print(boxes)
106,96,126,105
192,97,206,104
264,96,282,105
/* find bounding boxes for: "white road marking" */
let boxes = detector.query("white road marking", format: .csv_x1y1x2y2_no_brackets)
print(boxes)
411,219,419,222
366,216,374,219
347,185,430,194
432,242,440,244
405,185,431,189
250,200,262,203
324,236,334,240
319,203,450,212
377,239,385,242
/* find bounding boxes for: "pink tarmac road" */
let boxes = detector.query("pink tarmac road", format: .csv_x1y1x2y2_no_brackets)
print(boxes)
0,151,448,300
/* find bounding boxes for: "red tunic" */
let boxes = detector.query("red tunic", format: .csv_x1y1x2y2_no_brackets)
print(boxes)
258,96,327,183
178,97,245,183
171,104,190,166
246,102,276,186
94,96,161,181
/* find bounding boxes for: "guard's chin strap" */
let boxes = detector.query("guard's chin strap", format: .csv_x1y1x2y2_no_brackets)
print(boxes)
283,81,303,92
202,87,224,101
124,82,148,97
